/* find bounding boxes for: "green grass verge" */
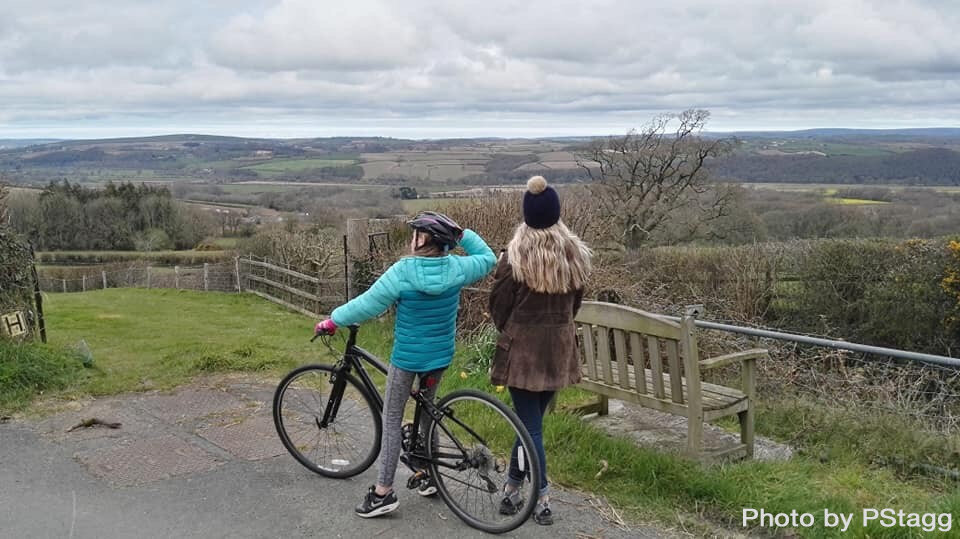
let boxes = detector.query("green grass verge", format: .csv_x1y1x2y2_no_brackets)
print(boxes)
0,340,85,411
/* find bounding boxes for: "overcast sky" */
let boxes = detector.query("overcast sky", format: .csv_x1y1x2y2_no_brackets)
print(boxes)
1,0,958,139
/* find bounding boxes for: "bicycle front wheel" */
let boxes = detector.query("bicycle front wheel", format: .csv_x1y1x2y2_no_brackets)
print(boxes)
427,389,539,534
273,364,381,478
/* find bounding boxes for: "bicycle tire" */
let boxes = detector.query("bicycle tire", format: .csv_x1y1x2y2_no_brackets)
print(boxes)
427,389,539,534
273,364,381,479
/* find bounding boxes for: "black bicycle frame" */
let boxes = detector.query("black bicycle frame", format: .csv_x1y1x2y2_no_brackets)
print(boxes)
319,325,490,471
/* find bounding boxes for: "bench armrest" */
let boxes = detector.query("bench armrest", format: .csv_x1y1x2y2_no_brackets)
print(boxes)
700,348,768,370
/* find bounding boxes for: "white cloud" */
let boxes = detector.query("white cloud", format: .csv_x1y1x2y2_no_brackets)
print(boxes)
208,0,425,71
0,0,959,137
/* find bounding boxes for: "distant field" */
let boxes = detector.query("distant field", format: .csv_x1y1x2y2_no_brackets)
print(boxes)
360,160,485,181
401,198,463,212
742,140,903,157
239,158,357,176
825,197,891,205
742,182,960,193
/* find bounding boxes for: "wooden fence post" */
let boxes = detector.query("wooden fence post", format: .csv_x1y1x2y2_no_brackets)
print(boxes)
235,257,242,293
203,263,209,291
29,244,47,343
62,279,66,293
146,266,152,289
102,271,107,289
82,275,86,292
175,266,180,289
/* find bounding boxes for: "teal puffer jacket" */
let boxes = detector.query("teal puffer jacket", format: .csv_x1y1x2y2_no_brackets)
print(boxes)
330,229,495,372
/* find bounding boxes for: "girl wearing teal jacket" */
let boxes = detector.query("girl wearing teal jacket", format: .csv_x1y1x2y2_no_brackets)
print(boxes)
315,211,496,518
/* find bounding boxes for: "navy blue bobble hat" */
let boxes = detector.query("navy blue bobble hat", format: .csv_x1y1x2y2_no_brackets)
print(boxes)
522,176,561,229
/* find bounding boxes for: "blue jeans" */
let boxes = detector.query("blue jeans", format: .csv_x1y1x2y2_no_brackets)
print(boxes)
506,387,554,498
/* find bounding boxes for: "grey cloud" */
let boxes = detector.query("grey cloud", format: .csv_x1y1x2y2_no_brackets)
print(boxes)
1,0,960,137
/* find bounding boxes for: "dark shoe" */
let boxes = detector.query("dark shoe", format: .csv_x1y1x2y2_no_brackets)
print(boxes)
355,486,399,518
533,502,554,525
417,475,438,497
499,488,523,515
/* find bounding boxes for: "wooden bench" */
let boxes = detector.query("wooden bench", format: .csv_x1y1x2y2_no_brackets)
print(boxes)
573,301,768,460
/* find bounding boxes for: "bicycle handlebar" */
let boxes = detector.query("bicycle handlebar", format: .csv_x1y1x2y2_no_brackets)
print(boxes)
311,324,360,347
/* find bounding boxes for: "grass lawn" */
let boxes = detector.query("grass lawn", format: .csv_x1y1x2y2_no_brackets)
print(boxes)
40,289,337,398
12,289,960,537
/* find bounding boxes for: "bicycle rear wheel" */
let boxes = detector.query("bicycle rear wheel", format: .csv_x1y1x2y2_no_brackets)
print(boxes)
273,364,381,478
427,389,539,534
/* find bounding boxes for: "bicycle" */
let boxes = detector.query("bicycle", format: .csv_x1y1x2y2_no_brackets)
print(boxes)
272,325,540,534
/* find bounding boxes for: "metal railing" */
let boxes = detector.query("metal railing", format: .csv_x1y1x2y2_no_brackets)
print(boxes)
659,312,960,369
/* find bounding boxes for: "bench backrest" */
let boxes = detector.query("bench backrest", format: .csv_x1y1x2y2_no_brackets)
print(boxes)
575,301,702,407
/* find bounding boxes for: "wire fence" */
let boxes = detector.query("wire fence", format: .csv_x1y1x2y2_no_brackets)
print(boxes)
35,255,350,319
37,262,243,294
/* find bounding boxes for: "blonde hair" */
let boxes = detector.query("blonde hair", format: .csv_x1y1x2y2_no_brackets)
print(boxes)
506,221,592,294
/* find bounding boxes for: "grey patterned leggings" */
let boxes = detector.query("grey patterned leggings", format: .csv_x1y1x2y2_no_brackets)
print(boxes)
377,364,445,488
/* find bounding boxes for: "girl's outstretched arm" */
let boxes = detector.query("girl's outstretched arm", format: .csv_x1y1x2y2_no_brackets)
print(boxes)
330,262,404,327
457,229,496,285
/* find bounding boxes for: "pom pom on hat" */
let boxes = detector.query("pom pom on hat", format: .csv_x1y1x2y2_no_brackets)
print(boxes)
527,175,548,195
522,175,561,229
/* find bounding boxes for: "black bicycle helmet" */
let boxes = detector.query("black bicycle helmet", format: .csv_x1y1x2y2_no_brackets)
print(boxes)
407,211,463,250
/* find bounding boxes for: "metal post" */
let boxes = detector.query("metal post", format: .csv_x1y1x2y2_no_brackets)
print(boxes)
342,234,350,302
102,271,107,289
235,257,242,293
203,263,209,291
175,266,180,289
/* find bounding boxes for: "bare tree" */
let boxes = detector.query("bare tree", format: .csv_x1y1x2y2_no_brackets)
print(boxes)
576,109,737,247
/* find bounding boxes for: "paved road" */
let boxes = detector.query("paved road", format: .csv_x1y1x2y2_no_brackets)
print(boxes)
0,377,664,539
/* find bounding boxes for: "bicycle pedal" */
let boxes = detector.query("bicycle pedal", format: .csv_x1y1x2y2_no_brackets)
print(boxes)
405,470,426,490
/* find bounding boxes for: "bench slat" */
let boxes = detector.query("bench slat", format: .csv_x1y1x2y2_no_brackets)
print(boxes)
666,340,684,404
596,326,614,385
648,337,665,399
583,365,746,410
613,329,629,390
630,332,647,395
582,325,597,380
576,302,682,340
577,379,746,417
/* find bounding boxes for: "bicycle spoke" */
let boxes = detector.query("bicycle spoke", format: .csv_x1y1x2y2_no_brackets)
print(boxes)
275,365,380,478
426,390,540,533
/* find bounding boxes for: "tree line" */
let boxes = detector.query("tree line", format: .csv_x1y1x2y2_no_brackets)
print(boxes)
7,181,213,251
